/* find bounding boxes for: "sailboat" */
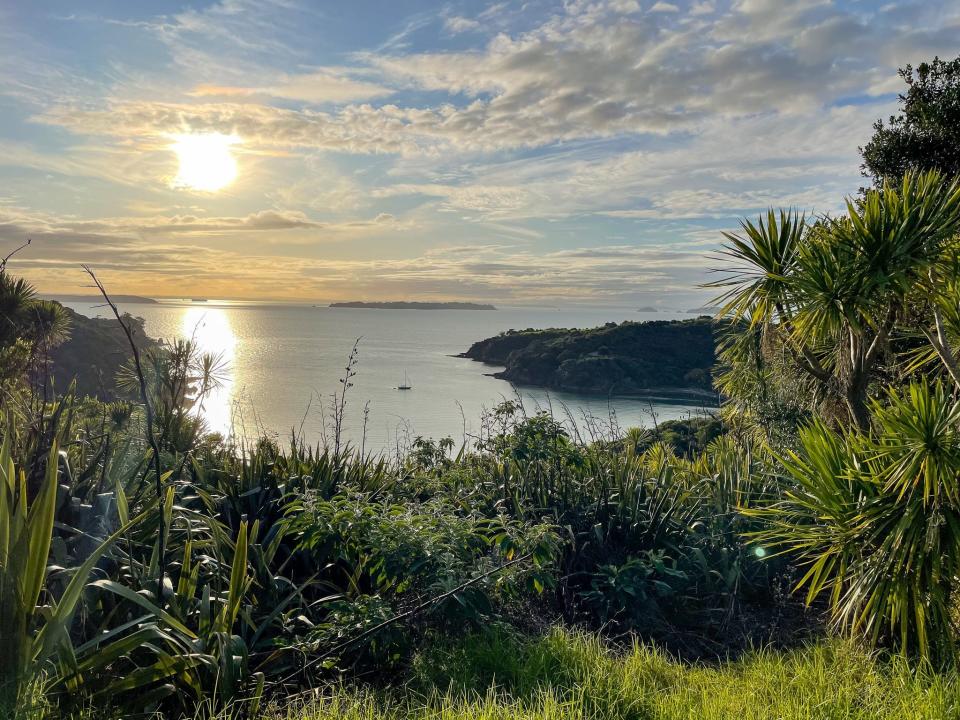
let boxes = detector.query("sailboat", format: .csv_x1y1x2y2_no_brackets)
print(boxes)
397,371,412,390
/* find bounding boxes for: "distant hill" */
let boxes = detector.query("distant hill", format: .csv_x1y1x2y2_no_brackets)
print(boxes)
48,305,158,400
331,301,496,310
460,318,720,398
44,294,158,305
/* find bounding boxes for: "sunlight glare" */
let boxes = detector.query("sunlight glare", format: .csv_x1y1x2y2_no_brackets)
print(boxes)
171,133,239,192
182,306,236,437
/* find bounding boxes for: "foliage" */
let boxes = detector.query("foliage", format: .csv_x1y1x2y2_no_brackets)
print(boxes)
0,268,70,390
624,416,725,458
461,318,720,395
862,56,960,184
450,404,775,644
49,306,156,400
708,167,960,663
0,424,59,705
712,171,960,431
291,490,558,667
749,382,960,661
0,416,151,712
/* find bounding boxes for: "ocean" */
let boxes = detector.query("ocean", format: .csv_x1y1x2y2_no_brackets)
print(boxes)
64,300,717,453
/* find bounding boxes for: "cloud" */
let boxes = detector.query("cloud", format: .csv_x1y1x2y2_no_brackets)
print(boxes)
35,101,435,155
360,0,948,150
14,209,320,235
8,235,714,305
0,206,400,240
135,209,321,233
267,170,370,214
34,1,957,158
190,70,393,104
444,16,481,34
4,0,958,306
373,183,539,216
374,101,877,224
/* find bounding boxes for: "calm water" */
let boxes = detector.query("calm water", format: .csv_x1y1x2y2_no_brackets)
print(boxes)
65,301,717,452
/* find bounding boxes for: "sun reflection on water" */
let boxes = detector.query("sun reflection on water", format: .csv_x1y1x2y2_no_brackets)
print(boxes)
181,306,236,437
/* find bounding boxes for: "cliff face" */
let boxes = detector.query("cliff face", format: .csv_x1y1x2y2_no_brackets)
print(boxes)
47,306,157,400
460,318,719,397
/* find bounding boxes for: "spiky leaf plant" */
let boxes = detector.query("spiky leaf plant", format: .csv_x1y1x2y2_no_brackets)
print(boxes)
751,381,960,661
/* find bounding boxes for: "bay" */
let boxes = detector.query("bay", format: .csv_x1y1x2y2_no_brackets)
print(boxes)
64,300,718,453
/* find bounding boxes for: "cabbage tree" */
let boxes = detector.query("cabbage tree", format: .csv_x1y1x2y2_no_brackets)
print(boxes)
712,170,960,429
751,382,960,661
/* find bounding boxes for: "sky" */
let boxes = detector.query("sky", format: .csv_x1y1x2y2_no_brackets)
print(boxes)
0,0,958,308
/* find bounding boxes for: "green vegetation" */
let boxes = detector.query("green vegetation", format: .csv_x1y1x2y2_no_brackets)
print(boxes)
268,630,960,720
50,305,157,398
0,274,782,716
4,53,960,719
861,56,960,184
461,318,718,397
634,416,725,458
711,168,960,660
0,263,155,400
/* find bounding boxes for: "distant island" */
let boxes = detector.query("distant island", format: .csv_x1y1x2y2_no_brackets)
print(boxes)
44,294,158,305
460,318,720,399
331,301,496,310
686,305,720,315
637,306,659,312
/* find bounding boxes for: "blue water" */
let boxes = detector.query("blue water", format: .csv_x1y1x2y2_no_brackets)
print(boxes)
65,300,717,452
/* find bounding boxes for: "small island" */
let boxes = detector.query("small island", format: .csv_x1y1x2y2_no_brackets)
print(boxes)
330,301,496,310
460,317,720,400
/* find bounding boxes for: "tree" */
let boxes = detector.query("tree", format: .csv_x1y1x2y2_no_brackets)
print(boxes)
711,171,960,431
0,261,70,389
751,382,960,661
861,56,960,184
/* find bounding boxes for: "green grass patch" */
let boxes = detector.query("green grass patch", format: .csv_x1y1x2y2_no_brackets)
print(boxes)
266,628,960,720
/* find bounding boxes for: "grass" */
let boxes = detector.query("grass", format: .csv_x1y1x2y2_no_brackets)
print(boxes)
250,628,960,720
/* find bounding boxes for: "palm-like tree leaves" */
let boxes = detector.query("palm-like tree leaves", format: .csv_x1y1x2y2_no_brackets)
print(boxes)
712,169,960,428
751,382,960,661
709,209,805,326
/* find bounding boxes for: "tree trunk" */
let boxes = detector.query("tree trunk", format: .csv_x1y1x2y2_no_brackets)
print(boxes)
845,375,871,431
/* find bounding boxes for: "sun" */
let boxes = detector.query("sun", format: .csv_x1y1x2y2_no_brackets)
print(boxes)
171,133,239,192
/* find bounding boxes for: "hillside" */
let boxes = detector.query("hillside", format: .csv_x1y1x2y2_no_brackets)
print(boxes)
460,318,719,397
42,293,158,304
48,305,157,399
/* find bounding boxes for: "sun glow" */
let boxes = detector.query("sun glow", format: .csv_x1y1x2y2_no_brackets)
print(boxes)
182,307,236,437
171,133,239,192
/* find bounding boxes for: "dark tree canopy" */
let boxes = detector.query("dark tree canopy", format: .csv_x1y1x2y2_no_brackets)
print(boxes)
861,56,960,184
